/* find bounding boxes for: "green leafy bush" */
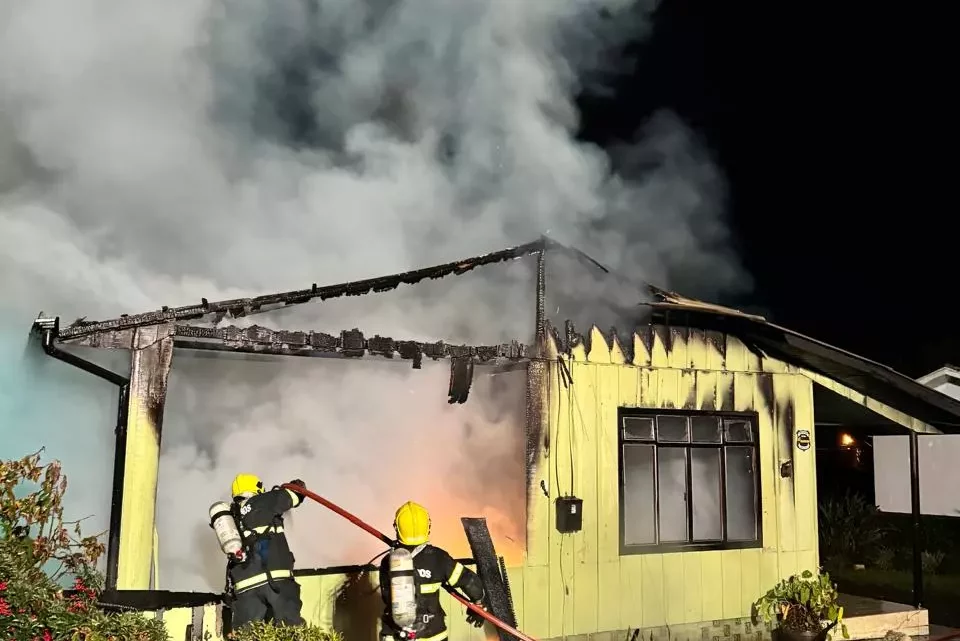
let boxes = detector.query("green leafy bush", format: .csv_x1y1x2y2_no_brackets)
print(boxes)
753,569,850,640
0,450,167,641
229,621,342,641
818,491,886,570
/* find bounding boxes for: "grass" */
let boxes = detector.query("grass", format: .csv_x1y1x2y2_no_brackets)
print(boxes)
833,567,960,628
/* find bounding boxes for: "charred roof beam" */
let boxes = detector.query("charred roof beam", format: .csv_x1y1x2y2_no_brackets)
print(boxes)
54,236,636,343
151,324,530,366
58,239,556,341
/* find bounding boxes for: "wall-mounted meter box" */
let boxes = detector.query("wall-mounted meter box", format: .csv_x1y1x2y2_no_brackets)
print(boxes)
555,496,583,533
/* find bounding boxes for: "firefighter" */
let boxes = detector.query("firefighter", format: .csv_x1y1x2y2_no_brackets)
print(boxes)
378,501,488,641
223,473,306,628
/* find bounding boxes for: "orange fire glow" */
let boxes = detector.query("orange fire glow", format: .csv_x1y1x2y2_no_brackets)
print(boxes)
424,501,526,567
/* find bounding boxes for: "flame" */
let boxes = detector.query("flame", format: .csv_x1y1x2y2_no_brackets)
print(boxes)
420,498,526,567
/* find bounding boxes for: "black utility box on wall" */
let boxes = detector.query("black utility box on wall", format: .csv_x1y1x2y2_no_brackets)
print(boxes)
555,496,583,533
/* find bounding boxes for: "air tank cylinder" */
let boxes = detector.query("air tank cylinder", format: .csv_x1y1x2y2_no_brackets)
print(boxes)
388,547,418,629
209,501,245,561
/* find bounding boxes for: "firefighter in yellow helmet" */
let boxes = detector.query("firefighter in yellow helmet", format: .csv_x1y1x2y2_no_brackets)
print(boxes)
217,473,307,629
377,501,487,641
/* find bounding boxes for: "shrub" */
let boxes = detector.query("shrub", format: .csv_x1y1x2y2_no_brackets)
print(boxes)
818,490,886,569
0,450,167,641
870,546,895,571
229,621,342,641
921,550,945,575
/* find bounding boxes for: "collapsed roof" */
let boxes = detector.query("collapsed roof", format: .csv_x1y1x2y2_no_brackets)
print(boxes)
39,236,960,430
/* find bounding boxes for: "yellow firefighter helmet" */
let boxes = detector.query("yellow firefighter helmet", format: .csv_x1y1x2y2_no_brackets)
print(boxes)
231,473,264,498
394,501,431,546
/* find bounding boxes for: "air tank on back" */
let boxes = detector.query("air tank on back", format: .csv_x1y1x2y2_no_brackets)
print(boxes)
209,501,245,561
388,547,418,629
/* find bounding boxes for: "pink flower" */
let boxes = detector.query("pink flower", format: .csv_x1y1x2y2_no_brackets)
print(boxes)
0,597,12,616
43,630,52,641
0,581,7,591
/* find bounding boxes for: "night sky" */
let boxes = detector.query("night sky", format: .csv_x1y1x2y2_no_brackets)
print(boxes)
577,2,957,378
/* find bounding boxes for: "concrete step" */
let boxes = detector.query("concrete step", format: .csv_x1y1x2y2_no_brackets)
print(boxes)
840,594,929,640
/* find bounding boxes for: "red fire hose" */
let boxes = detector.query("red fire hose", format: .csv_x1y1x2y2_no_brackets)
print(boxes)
282,484,538,641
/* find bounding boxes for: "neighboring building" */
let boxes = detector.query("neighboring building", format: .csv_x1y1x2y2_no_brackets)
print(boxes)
916,365,960,401
29,238,960,641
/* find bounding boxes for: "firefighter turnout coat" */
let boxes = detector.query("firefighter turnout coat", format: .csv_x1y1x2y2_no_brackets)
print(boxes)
228,486,304,594
378,544,485,641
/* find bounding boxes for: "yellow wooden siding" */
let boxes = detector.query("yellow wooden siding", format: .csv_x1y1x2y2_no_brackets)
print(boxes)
525,325,820,635
158,607,191,640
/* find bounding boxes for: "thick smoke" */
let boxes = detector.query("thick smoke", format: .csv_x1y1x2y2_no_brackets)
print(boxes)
0,0,750,591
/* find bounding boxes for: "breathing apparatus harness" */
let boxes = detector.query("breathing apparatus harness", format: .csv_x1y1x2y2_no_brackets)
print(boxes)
224,492,286,597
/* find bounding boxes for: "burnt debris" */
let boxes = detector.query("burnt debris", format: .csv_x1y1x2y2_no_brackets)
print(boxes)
447,356,475,404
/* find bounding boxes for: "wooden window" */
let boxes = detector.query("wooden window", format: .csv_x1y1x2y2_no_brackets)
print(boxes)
618,408,762,554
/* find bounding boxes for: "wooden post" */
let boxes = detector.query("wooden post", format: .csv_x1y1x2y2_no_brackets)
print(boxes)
116,324,174,590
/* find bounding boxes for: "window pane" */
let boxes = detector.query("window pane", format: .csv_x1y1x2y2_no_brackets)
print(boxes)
622,445,656,545
623,417,655,441
657,415,689,442
691,416,721,443
724,419,754,443
691,448,722,541
657,448,688,542
725,446,759,541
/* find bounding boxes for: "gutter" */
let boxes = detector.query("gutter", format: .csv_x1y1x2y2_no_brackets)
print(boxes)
32,315,129,591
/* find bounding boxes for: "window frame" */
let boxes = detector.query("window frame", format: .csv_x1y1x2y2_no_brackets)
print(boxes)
618,407,763,556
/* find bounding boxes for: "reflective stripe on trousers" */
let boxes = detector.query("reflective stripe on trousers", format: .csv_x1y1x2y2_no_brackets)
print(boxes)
234,569,294,593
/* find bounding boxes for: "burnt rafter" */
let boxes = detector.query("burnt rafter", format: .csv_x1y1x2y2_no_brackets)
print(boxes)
55,237,618,342
170,324,529,365
56,240,545,340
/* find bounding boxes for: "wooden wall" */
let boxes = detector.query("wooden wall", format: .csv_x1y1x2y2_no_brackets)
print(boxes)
520,325,820,638
149,324,821,641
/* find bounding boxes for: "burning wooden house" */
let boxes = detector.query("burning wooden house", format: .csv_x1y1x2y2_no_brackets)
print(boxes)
30,237,960,640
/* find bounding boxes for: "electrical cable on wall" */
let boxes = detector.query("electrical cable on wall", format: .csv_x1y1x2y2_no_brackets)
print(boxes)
567,382,576,493
552,355,576,641
555,355,576,496
568,366,601,494
554,360,567,497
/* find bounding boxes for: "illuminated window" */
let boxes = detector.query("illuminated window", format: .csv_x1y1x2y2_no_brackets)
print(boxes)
619,409,762,554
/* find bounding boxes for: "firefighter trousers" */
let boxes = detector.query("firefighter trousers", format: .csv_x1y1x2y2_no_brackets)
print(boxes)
231,577,304,629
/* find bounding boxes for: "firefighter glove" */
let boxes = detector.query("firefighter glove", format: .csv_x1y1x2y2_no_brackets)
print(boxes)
466,603,487,628
288,479,306,492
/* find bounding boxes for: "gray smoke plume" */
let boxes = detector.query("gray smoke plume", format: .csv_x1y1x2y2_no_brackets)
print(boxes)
0,0,750,591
